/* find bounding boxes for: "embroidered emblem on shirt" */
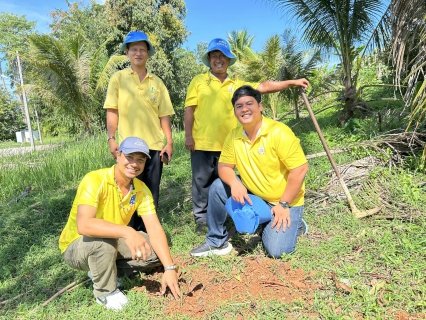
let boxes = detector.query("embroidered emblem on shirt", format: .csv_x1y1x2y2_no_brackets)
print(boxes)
130,194,136,205
228,85,233,92
258,146,265,155
150,86,155,93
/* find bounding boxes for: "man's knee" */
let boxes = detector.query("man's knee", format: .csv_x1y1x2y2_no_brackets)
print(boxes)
263,241,295,258
209,178,226,197
84,237,118,258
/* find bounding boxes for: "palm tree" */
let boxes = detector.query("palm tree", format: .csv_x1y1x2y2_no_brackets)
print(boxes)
227,29,258,61
243,32,321,120
387,0,426,165
267,0,390,125
22,33,111,135
388,0,426,130
279,30,322,119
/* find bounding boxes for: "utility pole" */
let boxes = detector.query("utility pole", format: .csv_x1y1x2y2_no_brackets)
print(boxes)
16,51,35,151
35,109,43,144
0,64,8,93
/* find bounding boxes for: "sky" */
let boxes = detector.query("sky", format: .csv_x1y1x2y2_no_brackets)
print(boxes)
0,0,293,53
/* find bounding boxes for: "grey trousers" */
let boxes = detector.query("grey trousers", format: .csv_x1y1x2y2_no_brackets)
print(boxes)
62,232,160,298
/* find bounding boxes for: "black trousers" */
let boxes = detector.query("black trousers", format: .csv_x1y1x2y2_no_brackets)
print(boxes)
190,150,221,223
128,149,163,231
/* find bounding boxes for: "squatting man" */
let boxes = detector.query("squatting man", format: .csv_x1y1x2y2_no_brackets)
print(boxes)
190,85,309,258
59,137,180,311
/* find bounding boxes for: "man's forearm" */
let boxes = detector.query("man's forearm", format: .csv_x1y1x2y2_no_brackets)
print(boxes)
106,109,119,136
280,163,308,204
160,116,173,145
184,107,195,137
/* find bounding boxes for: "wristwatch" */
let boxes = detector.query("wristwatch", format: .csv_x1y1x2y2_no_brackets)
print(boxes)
279,201,290,209
107,136,115,141
164,264,177,272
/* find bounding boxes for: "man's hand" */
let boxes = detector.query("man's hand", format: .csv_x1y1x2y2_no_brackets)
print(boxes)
108,139,119,160
161,143,173,163
270,205,291,232
230,180,252,205
295,78,310,90
185,136,195,152
123,229,152,261
161,269,181,300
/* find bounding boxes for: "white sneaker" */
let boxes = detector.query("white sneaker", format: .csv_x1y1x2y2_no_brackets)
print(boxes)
88,270,122,288
96,289,129,311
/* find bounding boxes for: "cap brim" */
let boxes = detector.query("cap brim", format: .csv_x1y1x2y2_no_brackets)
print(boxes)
121,150,151,159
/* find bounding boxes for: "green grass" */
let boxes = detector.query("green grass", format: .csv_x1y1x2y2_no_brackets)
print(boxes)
0,121,425,319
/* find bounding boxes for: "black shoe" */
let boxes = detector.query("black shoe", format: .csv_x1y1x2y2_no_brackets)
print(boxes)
195,221,207,235
190,241,233,257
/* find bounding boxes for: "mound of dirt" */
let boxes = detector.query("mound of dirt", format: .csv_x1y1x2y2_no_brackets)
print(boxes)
132,255,318,318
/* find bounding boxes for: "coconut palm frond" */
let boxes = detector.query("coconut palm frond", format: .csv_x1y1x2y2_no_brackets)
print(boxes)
95,55,129,92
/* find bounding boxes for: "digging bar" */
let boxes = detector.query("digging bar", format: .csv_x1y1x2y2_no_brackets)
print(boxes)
299,88,381,219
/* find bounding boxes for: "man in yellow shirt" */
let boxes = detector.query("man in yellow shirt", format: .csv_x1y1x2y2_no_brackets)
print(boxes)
59,137,180,311
184,38,309,234
190,86,309,258
104,31,174,231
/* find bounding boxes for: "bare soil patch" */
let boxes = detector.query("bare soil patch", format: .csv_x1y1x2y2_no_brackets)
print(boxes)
132,255,319,318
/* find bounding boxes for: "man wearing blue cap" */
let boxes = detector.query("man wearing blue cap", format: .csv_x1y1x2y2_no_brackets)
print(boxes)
190,86,308,258
184,38,309,234
59,137,180,311
104,31,175,231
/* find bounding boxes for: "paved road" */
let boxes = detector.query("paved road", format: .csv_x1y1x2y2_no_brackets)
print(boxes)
0,144,58,157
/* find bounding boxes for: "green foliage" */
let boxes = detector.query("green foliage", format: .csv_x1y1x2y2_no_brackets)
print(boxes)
267,0,389,124
227,29,257,61
50,1,113,50
0,90,25,140
22,33,109,135
103,0,188,56
0,12,36,75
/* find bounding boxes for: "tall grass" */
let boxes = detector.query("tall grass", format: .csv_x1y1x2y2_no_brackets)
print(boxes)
0,135,114,202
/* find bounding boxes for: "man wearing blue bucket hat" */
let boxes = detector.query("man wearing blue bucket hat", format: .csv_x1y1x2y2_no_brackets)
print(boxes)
104,31,175,232
184,38,309,235
190,86,308,258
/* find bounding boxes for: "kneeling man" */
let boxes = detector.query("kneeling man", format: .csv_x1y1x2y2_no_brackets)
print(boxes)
59,137,180,311
190,85,309,258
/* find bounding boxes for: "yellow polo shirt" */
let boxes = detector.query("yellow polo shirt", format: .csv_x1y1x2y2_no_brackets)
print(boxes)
59,165,156,253
219,117,307,205
185,72,259,151
104,68,175,150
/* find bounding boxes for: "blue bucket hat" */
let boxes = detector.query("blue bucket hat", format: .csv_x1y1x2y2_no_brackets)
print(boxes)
225,194,272,234
119,137,151,159
120,31,156,57
201,38,237,68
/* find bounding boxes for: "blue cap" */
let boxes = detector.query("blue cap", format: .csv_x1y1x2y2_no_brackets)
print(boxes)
119,137,151,159
225,194,272,234
201,38,237,68
120,31,156,57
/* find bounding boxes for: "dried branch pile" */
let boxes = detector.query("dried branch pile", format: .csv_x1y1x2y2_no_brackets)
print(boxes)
305,131,425,219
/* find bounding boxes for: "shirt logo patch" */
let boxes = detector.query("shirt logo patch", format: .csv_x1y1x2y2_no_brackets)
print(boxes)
258,146,265,155
150,86,155,93
228,85,233,92
130,194,136,205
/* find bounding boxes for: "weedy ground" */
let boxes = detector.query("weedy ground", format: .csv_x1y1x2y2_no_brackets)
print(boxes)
0,109,425,319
